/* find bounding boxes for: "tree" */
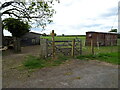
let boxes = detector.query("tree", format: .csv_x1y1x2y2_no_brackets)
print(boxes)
62,34,64,36
3,18,31,37
0,0,60,47
54,33,57,36
1,0,60,28
42,33,47,36
2,18,31,52
109,29,117,32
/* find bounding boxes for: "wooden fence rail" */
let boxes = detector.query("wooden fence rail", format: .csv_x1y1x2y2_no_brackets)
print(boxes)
40,38,82,58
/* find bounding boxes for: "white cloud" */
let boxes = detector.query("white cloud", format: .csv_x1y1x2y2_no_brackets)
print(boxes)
41,0,118,35
3,0,119,35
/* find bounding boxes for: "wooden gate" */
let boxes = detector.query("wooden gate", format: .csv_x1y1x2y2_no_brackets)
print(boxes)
40,38,82,58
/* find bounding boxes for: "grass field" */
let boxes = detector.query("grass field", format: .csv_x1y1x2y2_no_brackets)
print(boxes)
41,36,85,41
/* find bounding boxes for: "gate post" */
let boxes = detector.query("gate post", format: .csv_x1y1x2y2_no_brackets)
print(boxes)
91,39,94,55
80,40,82,55
13,37,21,53
71,39,75,57
40,39,48,58
51,30,55,59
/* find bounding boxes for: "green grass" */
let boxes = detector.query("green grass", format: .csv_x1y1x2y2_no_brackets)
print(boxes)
40,36,85,41
82,46,118,55
52,54,69,66
41,36,86,49
76,52,119,64
23,52,119,70
23,55,47,69
23,55,70,69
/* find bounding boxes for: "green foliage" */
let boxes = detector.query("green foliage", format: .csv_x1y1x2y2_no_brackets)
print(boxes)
1,0,60,29
62,34,65,36
118,33,120,38
76,52,119,64
23,55,46,69
42,33,47,36
52,55,69,66
2,18,31,37
23,55,69,69
109,29,117,32
54,33,57,36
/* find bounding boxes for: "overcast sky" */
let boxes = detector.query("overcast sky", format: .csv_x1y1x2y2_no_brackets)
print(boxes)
3,0,119,36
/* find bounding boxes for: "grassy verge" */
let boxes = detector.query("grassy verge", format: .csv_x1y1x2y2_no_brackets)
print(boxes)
22,51,118,70
76,52,119,65
22,55,70,69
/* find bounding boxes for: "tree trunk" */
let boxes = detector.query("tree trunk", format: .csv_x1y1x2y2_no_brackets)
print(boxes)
0,13,5,48
2,29,5,47
13,37,21,53
0,14,2,48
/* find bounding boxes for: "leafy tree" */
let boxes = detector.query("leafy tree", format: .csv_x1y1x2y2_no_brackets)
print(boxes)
62,34,64,36
0,0,60,47
54,33,57,36
109,29,117,32
0,0,60,29
2,18,31,37
2,18,31,52
42,33,47,36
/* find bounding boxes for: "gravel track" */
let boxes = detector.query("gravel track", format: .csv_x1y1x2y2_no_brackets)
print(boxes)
2,45,118,88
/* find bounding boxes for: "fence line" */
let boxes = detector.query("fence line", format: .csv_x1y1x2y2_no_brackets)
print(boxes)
40,38,118,58
40,38,82,58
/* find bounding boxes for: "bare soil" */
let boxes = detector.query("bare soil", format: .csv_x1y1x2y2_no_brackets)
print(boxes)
2,45,118,88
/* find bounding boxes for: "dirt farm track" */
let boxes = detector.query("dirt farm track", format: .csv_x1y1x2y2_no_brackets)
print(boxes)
2,45,119,88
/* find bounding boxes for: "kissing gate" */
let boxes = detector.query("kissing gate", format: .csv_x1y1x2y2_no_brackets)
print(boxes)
40,38,82,58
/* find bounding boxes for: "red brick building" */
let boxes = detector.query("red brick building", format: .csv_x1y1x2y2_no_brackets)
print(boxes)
85,31,118,46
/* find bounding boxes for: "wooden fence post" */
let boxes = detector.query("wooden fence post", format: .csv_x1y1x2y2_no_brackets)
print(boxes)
51,30,55,59
91,39,94,55
71,39,75,57
80,40,82,55
40,39,48,58
111,40,113,53
97,41,100,50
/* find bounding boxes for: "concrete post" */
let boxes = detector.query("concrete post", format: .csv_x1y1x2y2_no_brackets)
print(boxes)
13,37,21,53
40,39,48,58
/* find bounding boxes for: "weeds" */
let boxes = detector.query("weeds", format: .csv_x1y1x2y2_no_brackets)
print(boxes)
23,55,46,69
23,52,119,70
76,52,119,64
23,55,70,69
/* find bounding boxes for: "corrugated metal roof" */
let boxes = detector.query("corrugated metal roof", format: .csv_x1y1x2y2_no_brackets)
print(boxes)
29,32,42,35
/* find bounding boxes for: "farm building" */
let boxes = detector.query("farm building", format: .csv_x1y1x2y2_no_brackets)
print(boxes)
3,36,13,46
21,32,42,46
85,31,118,46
